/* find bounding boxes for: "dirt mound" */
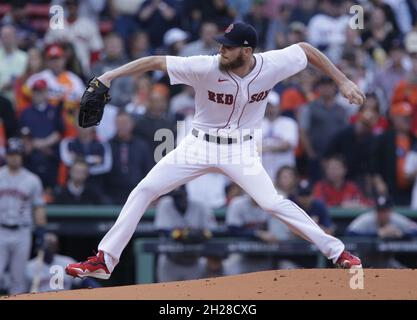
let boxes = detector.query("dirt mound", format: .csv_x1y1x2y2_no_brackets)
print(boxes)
3,269,417,300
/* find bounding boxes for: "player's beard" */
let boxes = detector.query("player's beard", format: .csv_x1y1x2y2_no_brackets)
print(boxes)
219,51,245,72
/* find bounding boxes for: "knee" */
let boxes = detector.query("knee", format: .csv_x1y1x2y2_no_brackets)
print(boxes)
256,193,285,212
130,180,160,201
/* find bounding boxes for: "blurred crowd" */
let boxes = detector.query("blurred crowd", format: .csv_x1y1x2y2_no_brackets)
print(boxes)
2,0,417,208
2,0,417,290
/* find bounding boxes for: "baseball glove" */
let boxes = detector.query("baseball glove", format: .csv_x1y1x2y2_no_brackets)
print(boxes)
78,77,111,128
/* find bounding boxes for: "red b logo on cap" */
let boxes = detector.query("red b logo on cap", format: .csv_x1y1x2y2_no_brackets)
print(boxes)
225,24,234,33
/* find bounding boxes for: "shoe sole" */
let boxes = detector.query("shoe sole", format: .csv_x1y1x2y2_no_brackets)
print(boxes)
336,262,363,269
65,267,111,280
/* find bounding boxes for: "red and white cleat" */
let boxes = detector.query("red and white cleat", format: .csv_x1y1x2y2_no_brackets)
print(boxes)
65,251,111,280
335,250,362,269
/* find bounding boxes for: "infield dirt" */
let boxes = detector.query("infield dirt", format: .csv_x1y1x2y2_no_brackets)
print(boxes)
3,269,417,300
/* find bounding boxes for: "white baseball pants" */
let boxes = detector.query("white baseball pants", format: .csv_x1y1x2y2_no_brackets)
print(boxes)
98,131,344,271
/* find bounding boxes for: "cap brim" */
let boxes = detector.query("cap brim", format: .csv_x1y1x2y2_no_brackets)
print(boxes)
213,35,241,47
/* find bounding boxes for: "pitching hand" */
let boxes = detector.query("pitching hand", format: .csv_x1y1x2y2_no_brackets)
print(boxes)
339,79,366,105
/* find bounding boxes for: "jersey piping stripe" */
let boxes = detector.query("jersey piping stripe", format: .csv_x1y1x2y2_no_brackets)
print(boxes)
237,55,264,128
218,70,239,133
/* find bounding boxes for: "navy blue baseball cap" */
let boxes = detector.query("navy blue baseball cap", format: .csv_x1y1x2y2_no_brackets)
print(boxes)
214,22,258,49
375,195,394,210
6,137,24,155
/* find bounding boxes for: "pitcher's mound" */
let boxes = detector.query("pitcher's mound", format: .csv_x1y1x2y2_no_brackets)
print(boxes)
3,269,417,300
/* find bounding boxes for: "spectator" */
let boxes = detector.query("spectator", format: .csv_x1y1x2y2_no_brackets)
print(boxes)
372,40,408,112
324,95,381,194
313,156,372,208
299,76,348,182
124,74,153,120
361,5,398,59
372,102,416,205
134,84,176,165
0,94,17,166
19,79,64,190
154,186,217,282
226,0,253,20
105,112,153,204
189,0,235,30
163,28,189,56
25,233,82,292
179,22,219,57
61,42,85,81
261,91,298,180
347,195,417,267
307,0,350,62
243,0,269,48
224,181,242,207
291,179,335,235
186,174,229,210
274,165,297,197
26,232,101,292
349,92,389,135
109,0,143,47
1,0,38,51
0,24,28,103
392,31,417,136
224,193,278,275
13,47,44,117
138,0,179,50
91,33,135,108
369,0,401,35
384,0,413,35
54,159,103,205
243,0,269,50
288,0,317,25
26,44,85,138
60,126,113,193
265,3,293,50
44,0,104,76
405,138,417,209
0,138,47,295
52,0,107,23
279,66,317,118
129,31,152,60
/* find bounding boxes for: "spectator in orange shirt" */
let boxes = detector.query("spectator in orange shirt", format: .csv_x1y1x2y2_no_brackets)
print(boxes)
13,47,44,118
372,102,416,205
313,155,372,208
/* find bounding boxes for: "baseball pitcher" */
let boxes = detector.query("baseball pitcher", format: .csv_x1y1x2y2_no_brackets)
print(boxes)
66,22,364,280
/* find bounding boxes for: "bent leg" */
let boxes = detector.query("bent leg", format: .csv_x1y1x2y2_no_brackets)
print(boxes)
219,160,344,263
99,144,211,266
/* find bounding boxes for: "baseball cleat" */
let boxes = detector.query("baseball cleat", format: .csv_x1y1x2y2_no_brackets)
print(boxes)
65,251,111,280
335,250,362,269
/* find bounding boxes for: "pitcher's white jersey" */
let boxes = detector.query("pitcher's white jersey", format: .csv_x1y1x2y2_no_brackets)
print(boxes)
166,44,307,135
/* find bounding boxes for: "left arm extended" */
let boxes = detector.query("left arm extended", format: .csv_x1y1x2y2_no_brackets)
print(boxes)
298,42,365,105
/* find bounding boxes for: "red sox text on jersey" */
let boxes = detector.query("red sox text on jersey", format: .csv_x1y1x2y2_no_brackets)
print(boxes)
207,89,272,105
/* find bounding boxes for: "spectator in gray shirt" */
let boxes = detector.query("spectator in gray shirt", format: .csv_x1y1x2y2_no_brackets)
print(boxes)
179,22,219,57
90,33,135,107
347,195,417,267
299,76,348,181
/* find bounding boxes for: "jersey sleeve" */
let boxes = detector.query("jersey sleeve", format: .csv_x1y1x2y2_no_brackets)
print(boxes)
166,55,213,86
261,44,308,83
